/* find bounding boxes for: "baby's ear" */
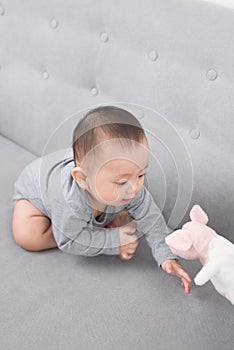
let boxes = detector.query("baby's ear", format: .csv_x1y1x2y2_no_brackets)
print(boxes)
71,167,88,190
165,230,192,251
190,205,209,225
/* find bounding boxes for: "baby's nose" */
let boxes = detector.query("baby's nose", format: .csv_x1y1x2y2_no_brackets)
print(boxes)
126,181,138,194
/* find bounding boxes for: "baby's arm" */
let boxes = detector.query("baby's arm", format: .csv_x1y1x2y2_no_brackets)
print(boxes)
51,200,121,256
52,218,120,256
53,220,139,259
194,261,219,286
52,221,120,257
127,188,192,293
126,187,177,266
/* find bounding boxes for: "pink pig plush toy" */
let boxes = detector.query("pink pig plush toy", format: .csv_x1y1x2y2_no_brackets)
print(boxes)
165,205,234,305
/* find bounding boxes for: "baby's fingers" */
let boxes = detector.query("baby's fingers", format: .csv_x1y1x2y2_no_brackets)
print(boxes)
175,269,192,294
125,223,137,235
162,260,192,294
124,234,138,245
119,238,138,261
174,266,191,281
181,277,191,294
120,252,134,260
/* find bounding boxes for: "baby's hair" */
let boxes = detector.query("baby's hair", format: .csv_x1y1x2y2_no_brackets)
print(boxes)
72,106,147,164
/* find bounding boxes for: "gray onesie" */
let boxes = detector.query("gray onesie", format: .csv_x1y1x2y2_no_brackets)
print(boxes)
13,148,177,266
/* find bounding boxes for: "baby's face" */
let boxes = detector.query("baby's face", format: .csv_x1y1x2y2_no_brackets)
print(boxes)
83,138,149,208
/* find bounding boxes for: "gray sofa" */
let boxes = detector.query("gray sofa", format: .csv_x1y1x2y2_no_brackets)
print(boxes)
1,1,234,349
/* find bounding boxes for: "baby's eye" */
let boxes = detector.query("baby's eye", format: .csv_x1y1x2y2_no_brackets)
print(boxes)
138,173,146,178
116,181,127,186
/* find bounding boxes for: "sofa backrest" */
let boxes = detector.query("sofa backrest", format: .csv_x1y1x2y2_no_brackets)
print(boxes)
0,0,234,236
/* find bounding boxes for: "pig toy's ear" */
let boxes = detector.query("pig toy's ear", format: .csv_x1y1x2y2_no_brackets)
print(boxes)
165,230,192,251
190,205,209,225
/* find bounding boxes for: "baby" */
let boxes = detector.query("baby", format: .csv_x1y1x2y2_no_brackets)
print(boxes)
12,106,191,293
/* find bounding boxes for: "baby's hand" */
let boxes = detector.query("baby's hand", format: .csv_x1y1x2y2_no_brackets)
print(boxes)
118,223,138,261
161,259,192,294
106,209,132,228
105,210,138,260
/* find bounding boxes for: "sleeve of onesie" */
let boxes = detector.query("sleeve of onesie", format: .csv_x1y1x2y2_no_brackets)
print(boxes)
51,200,120,257
126,186,178,266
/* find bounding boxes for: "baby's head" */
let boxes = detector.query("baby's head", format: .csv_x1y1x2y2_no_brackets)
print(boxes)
71,106,149,209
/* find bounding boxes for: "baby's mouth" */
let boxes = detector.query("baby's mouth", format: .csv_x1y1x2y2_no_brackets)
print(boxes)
122,198,133,204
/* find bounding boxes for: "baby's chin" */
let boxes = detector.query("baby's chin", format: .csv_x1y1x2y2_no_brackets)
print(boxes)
103,198,133,207
95,194,135,207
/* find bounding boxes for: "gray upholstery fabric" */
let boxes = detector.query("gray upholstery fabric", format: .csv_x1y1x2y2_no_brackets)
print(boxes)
0,1,234,349
1,0,234,232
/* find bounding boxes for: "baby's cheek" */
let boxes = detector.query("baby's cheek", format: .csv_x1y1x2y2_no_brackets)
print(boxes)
96,184,120,202
106,189,119,201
